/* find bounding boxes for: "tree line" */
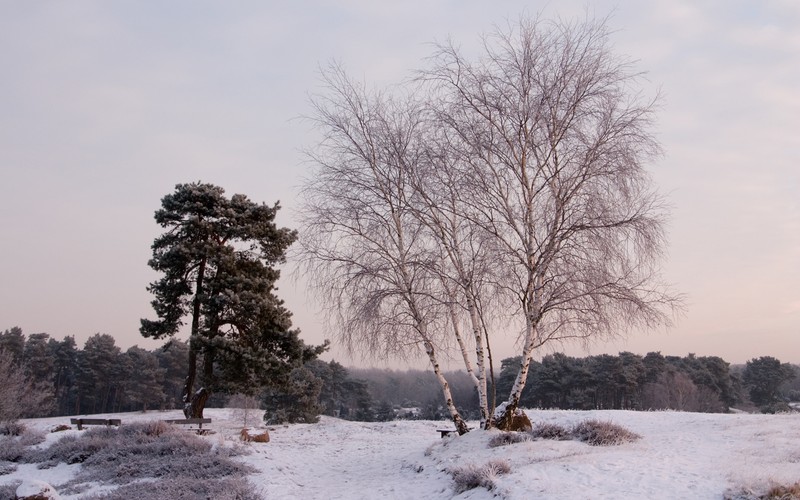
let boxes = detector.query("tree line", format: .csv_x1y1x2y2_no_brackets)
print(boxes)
495,352,797,414
1,327,190,417
1,326,796,422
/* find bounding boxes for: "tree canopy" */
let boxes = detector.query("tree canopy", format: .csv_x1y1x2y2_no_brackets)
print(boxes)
141,182,326,417
299,14,679,432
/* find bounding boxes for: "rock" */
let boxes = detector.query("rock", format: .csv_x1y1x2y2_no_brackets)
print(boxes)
507,411,532,432
495,408,533,432
240,428,270,443
15,480,60,500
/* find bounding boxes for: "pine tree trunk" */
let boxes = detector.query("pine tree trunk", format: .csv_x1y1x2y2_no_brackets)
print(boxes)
182,346,198,418
182,257,206,418
187,349,215,418
188,388,209,418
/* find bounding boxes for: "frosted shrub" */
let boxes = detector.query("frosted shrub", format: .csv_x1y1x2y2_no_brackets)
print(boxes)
0,481,19,499
0,461,17,475
228,393,262,428
764,482,800,499
19,428,46,446
83,475,261,500
571,420,640,446
0,436,26,462
449,459,511,493
25,421,255,496
0,421,26,436
26,432,106,464
530,422,571,440
487,431,531,448
725,481,800,500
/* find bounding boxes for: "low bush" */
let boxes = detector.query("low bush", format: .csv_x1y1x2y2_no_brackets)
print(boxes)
571,420,640,446
449,459,511,493
0,481,19,499
764,482,800,499
760,402,793,414
0,461,17,475
0,421,26,436
0,435,27,462
487,431,531,448
18,429,46,446
530,422,571,440
725,481,800,500
83,476,261,500
22,421,255,497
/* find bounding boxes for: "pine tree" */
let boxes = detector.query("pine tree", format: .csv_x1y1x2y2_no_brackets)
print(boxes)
156,340,190,409
262,366,323,424
23,333,55,386
124,346,166,411
0,327,25,362
77,334,122,414
141,182,326,418
48,336,79,415
743,356,796,408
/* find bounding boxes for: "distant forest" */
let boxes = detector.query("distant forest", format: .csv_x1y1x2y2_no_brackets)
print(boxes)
2,327,798,421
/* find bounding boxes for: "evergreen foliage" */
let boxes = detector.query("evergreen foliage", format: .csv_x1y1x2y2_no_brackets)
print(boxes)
743,356,796,408
140,182,326,417
308,360,374,420
496,352,744,412
0,327,25,362
2,325,798,419
262,366,323,424
77,334,123,414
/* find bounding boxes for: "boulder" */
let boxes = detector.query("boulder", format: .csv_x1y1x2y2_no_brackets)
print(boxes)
495,407,532,432
240,428,270,443
16,480,60,500
507,411,532,432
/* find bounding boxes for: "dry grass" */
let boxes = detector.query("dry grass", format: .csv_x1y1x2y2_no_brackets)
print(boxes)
489,419,639,448
449,459,512,493
0,481,19,499
725,482,800,500
12,421,257,498
487,431,531,448
764,482,800,499
570,420,641,446
530,422,571,440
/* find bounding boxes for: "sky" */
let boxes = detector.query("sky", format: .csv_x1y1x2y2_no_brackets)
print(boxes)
0,0,798,368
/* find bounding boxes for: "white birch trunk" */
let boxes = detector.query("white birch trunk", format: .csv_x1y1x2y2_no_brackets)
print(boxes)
465,293,490,428
421,331,470,435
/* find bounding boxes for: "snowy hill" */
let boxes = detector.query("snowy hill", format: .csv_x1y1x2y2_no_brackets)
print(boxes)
2,408,799,499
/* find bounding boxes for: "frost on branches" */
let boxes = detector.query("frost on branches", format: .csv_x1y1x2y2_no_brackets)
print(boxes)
299,14,679,432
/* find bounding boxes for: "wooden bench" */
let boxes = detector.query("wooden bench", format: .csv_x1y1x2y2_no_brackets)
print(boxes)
70,418,121,430
436,427,474,438
163,418,212,433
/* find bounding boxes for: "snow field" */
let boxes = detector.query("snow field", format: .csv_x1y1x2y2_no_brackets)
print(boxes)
2,408,799,499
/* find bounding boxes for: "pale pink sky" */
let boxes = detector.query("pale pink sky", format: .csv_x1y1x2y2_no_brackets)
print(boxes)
1,0,797,367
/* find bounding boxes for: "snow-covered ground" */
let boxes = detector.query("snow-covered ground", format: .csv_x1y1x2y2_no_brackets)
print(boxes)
3,408,800,499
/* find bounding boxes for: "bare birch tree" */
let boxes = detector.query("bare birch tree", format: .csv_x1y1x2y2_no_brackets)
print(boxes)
421,15,681,429
298,66,470,434
407,141,501,428
300,13,680,433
